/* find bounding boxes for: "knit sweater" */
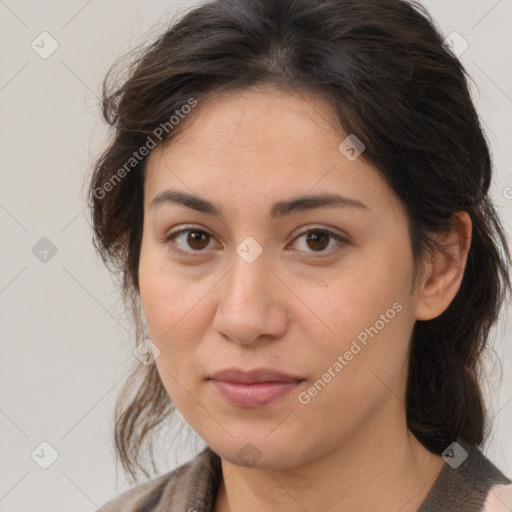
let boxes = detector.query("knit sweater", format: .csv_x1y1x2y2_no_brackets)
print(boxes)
97,440,512,512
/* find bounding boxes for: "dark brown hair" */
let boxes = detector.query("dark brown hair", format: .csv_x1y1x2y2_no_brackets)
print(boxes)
88,0,511,481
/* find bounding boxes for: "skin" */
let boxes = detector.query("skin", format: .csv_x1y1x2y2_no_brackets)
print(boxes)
139,85,472,512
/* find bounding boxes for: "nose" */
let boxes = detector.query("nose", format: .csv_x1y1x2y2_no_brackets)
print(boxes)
212,248,288,345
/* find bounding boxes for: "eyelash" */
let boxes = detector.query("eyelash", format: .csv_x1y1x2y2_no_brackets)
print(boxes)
162,225,348,258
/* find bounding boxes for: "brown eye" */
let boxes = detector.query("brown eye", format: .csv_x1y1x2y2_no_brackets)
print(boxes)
305,231,330,251
290,228,348,255
164,228,218,255
164,226,347,258
186,230,210,250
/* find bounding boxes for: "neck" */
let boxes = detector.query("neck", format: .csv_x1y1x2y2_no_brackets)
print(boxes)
214,408,445,512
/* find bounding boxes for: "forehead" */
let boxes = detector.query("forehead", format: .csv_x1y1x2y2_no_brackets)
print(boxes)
143,87,402,221
151,87,342,164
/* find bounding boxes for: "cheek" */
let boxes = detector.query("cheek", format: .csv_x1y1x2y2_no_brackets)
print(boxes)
300,259,409,344
138,248,205,406
296,303,411,440
138,241,218,380
138,241,190,346
138,239,187,325
295,255,413,402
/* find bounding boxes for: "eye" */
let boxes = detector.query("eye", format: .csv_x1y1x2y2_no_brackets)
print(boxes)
163,226,348,257
288,227,348,255
164,227,220,256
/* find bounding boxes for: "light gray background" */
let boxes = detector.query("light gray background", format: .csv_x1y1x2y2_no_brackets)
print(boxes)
1,1,511,511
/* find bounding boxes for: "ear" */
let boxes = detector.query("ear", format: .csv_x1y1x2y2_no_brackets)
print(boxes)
415,211,472,321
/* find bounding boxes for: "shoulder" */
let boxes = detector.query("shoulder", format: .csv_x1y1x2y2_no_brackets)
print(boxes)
482,483,512,511
419,439,511,512
97,471,172,512
96,446,222,512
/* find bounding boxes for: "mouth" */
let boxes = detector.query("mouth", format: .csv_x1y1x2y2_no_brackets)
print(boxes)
207,367,305,408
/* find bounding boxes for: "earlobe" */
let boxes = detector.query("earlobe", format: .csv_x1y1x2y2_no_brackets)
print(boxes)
415,211,472,321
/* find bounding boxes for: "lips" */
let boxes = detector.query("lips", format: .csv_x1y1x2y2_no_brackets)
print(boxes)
209,367,304,384
208,367,305,407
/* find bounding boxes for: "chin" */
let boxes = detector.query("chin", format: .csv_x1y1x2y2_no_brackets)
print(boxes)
206,435,309,470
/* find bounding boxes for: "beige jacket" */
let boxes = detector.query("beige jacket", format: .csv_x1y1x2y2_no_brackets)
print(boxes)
97,439,511,512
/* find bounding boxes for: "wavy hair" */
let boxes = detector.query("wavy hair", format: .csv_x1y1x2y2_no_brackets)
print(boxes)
88,0,511,481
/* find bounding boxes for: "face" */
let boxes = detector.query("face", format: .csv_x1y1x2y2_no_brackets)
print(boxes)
139,86,422,470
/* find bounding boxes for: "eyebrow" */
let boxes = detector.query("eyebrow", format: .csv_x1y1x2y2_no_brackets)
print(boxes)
150,189,369,218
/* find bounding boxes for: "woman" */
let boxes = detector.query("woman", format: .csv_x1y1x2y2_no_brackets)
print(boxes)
89,0,512,510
